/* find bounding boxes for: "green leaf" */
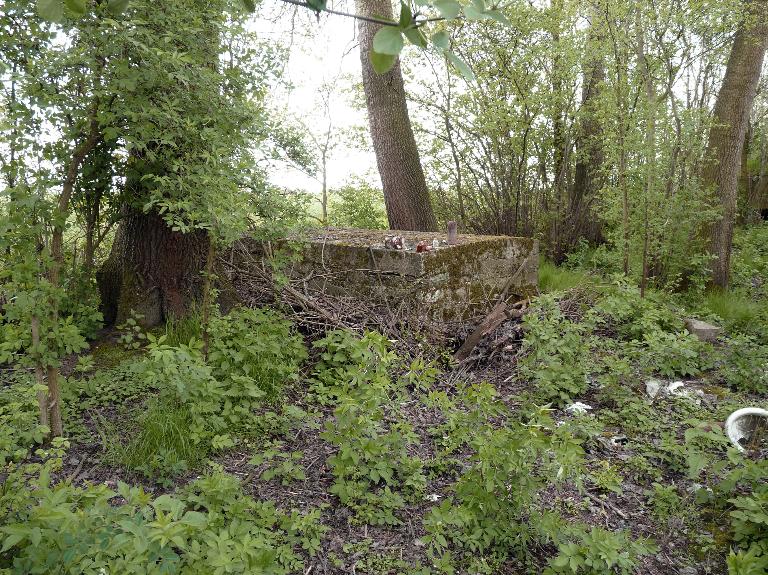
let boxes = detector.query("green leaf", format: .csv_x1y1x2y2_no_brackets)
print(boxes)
64,0,86,16
403,27,427,48
107,0,130,15
241,0,256,10
431,30,450,51
399,2,412,27
181,511,208,529
433,0,461,19
446,51,475,81
484,9,510,24
372,27,404,56
306,0,326,13
463,4,486,20
370,50,397,74
37,0,64,22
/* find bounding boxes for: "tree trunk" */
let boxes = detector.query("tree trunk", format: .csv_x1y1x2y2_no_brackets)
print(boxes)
571,17,605,248
704,0,768,288
97,209,209,327
355,0,437,231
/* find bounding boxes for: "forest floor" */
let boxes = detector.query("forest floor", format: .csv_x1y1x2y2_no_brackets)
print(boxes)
4,224,768,575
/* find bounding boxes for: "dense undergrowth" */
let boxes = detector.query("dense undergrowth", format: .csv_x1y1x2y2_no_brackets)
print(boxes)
1,225,768,574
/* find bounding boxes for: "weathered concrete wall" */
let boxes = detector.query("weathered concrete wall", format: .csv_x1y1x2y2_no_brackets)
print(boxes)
286,229,538,321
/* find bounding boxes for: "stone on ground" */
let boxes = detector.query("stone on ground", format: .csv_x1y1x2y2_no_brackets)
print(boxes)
684,318,721,342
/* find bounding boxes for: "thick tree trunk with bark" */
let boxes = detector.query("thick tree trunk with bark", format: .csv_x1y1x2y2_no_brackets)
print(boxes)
704,0,768,288
97,210,209,327
356,0,437,231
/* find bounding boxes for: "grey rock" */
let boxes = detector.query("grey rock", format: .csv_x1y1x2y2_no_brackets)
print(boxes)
684,318,721,342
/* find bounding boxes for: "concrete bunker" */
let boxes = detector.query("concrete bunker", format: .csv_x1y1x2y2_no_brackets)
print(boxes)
283,228,539,321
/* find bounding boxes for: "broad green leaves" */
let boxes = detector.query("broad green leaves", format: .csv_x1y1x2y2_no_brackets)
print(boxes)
373,27,404,55
64,0,87,16
431,30,450,50
446,51,475,81
37,0,129,20
37,0,64,22
370,51,398,74
107,0,131,15
366,0,497,80
433,0,462,20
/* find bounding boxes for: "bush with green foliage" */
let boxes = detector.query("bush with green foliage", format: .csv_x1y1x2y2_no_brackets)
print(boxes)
105,307,306,482
0,372,48,465
313,330,426,525
718,335,768,393
207,307,307,402
544,526,656,575
327,180,388,230
730,224,768,302
519,295,594,403
423,405,585,567
0,443,325,574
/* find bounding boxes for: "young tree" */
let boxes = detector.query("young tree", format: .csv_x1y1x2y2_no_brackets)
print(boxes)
704,0,768,288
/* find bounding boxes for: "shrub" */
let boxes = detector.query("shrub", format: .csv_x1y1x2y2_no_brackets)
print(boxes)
544,526,656,575
0,372,48,465
314,330,426,525
327,180,387,230
113,307,306,482
593,282,681,340
207,307,307,402
0,446,325,574
519,295,593,403
718,335,768,393
638,330,713,378
423,407,585,563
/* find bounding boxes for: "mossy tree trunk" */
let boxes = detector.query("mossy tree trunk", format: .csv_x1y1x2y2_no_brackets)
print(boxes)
97,209,209,327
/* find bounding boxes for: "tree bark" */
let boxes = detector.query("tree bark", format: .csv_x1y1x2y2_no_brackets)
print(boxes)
571,15,605,248
355,0,438,231
704,0,768,288
97,209,209,327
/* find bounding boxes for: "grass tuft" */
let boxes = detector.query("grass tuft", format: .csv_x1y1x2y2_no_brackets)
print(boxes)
702,290,764,332
163,310,203,347
538,259,593,293
101,399,206,484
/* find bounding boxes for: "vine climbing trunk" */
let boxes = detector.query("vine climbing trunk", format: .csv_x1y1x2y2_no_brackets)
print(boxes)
355,0,437,232
703,0,768,288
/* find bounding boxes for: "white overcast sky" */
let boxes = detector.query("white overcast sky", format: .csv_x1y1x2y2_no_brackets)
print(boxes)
250,2,381,194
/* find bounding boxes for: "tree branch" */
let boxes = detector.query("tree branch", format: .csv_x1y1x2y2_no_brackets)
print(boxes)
276,0,446,26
